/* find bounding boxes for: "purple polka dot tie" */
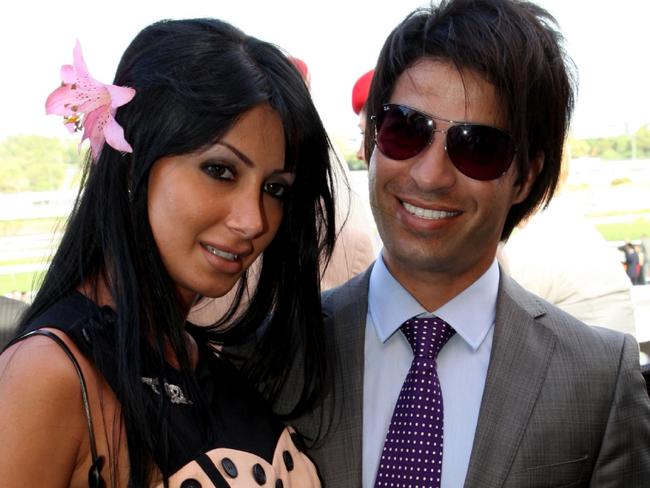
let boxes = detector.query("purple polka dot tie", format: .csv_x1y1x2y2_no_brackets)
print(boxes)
374,316,456,488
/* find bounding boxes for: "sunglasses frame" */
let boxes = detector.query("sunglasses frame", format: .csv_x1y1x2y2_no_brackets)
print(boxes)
371,103,517,181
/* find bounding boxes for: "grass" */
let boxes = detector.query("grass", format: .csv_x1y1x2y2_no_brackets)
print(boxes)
593,219,650,242
0,217,58,296
0,256,51,267
0,271,43,296
0,217,64,237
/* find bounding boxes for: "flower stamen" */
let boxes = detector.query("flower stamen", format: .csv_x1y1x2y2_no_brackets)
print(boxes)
63,114,83,132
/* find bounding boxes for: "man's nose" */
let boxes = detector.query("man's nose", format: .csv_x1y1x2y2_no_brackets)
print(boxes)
408,131,457,191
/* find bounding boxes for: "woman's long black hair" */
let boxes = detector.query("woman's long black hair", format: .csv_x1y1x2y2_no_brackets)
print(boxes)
18,18,336,486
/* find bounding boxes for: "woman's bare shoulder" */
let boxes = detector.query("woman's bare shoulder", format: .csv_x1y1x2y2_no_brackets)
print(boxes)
0,328,86,392
0,328,88,487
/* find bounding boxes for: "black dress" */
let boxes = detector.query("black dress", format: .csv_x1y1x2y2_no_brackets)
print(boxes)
24,292,321,487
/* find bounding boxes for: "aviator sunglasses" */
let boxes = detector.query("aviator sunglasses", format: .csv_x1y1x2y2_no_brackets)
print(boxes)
372,103,517,181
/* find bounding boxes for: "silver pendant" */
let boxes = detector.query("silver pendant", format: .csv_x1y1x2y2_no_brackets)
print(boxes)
141,377,193,405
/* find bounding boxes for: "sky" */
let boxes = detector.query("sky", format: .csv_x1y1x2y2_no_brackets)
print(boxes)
1,0,649,147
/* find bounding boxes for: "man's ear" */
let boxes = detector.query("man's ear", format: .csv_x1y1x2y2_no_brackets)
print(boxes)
513,151,544,204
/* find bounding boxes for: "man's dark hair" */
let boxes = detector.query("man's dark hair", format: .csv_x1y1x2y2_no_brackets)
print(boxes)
365,0,577,239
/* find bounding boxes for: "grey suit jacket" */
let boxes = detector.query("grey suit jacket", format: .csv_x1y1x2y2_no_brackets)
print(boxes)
290,265,650,487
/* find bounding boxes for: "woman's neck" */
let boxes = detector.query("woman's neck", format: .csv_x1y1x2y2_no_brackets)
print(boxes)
77,276,115,309
77,276,199,370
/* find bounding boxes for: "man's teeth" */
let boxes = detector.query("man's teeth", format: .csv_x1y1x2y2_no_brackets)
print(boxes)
204,244,238,261
402,202,459,220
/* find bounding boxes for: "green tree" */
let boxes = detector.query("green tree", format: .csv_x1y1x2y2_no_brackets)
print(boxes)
612,135,631,159
570,125,650,161
0,161,29,192
568,137,590,158
0,135,82,192
635,125,650,158
25,162,67,191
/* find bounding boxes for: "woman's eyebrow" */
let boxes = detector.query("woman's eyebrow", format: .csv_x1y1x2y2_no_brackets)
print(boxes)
216,141,294,177
217,141,254,167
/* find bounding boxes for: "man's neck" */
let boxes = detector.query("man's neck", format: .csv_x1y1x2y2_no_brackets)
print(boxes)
382,254,496,312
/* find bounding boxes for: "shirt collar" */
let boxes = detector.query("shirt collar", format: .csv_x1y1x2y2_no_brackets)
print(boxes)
368,254,499,351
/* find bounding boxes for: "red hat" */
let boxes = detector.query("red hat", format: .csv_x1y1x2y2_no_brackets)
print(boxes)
351,69,374,115
289,57,310,82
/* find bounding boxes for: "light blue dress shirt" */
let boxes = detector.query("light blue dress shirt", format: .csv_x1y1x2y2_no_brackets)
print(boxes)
363,256,499,488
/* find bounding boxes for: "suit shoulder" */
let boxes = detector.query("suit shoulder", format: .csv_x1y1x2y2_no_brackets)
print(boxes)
534,290,627,350
545,303,628,358
503,274,630,362
321,264,372,315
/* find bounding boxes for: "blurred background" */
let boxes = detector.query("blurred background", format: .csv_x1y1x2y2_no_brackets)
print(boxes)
1,0,649,356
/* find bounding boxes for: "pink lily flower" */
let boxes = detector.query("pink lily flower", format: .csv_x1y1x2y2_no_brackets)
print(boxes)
45,40,136,160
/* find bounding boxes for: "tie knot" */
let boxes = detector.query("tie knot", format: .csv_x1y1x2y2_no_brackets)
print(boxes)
401,316,455,358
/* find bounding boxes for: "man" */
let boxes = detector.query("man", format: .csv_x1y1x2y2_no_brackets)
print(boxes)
501,154,637,336
286,1,650,486
641,233,650,284
352,69,374,163
622,241,641,285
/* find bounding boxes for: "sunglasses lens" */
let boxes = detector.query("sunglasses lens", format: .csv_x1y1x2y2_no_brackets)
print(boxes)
375,104,516,180
376,105,432,160
446,125,516,181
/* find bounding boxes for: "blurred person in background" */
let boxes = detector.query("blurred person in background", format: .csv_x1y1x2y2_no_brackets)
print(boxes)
621,241,642,285
0,296,27,350
501,153,637,336
352,69,375,163
641,233,650,284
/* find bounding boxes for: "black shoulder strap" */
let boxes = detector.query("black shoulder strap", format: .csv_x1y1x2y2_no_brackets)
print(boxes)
6,330,105,488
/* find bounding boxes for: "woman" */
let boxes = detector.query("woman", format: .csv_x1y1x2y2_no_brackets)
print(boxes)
0,18,335,487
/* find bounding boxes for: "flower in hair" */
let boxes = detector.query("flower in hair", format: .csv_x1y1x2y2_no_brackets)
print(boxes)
45,40,136,160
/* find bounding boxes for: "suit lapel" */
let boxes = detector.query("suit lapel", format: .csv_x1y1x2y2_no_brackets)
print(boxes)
464,273,557,488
